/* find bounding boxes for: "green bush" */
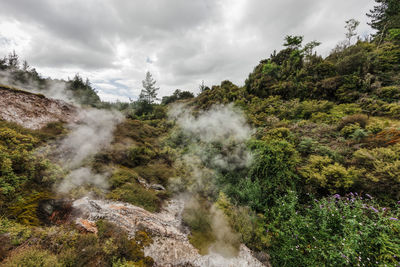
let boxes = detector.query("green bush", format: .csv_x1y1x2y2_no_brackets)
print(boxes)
267,192,400,266
2,247,62,267
338,114,368,130
340,123,362,138
353,144,400,201
220,139,300,212
300,155,359,193
376,86,400,102
298,137,317,155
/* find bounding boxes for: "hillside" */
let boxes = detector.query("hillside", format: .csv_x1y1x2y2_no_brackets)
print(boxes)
0,85,77,130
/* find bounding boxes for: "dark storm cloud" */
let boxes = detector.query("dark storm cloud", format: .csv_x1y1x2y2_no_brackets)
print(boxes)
0,0,375,101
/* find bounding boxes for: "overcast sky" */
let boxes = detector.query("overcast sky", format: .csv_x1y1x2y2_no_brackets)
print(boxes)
0,0,376,102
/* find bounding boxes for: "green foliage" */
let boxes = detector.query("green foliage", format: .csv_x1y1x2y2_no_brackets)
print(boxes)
354,144,400,200
139,71,159,105
267,192,400,266
220,139,300,212
195,80,247,110
367,0,400,40
108,168,161,212
161,89,194,105
2,247,62,267
300,155,360,194
215,193,270,252
67,74,101,106
340,123,362,138
298,137,317,155
376,85,400,102
0,217,32,246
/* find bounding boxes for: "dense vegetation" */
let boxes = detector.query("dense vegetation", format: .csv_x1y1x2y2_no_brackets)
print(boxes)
1,0,400,265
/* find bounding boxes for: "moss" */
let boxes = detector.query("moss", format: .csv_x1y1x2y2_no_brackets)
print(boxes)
108,183,160,213
134,163,174,185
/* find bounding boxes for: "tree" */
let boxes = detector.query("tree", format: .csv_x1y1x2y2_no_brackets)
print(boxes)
139,71,159,104
345,19,360,45
303,40,321,57
199,80,209,93
7,50,19,69
283,35,303,49
161,89,194,105
22,60,30,71
367,0,400,42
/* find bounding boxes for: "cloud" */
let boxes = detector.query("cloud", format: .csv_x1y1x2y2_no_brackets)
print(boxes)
0,0,376,102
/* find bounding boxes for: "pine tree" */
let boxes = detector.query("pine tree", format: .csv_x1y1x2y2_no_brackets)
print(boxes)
139,71,159,104
367,0,400,42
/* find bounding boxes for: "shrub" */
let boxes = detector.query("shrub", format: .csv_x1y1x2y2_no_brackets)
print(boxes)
340,123,362,138
350,128,369,141
261,127,294,143
267,192,400,266
369,129,400,147
2,247,61,267
221,139,300,212
338,114,368,130
297,137,317,155
366,121,385,134
300,155,359,193
376,86,400,102
128,145,156,167
108,183,160,212
353,144,400,200
215,192,270,252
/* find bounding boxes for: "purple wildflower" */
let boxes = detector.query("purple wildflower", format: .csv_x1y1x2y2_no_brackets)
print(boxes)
333,194,341,199
366,194,373,199
370,206,379,213
389,217,398,221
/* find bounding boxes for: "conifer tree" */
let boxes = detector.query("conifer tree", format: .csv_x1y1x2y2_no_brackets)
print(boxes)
139,71,159,104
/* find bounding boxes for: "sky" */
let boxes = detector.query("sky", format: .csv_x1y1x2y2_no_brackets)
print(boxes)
0,0,376,102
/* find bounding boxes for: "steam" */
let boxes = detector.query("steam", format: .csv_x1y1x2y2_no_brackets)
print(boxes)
55,108,123,193
169,103,252,258
59,108,123,169
209,205,240,257
0,67,124,194
170,103,253,173
170,103,251,143
58,167,109,193
0,69,77,104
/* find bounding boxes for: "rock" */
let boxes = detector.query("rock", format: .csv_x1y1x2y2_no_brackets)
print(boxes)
150,184,166,191
76,218,98,234
72,197,268,267
137,177,150,188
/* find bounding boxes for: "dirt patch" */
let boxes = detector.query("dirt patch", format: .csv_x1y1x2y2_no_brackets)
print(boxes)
0,85,77,129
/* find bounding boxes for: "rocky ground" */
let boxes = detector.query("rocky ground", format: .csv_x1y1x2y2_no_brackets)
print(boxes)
0,85,77,129
73,197,267,267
